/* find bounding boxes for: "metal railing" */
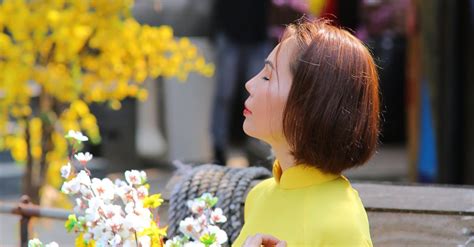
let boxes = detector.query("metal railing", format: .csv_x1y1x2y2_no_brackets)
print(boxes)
0,195,72,247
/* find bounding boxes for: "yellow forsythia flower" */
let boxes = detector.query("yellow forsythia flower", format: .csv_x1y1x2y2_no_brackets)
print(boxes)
75,233,96,247
143,194,164,209
139,222,168,247
0,0,213,208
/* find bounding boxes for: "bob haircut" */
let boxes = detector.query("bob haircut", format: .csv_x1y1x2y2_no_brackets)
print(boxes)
281,20,380,174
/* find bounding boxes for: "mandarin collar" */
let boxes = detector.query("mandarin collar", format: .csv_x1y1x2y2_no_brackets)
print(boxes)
272,160,340,189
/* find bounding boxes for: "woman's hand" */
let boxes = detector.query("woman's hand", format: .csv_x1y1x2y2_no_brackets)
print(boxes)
242,234,287,247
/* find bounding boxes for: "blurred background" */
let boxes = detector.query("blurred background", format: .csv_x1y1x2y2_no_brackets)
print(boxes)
0,0,473,244
0,0,474,245
1,0,474,200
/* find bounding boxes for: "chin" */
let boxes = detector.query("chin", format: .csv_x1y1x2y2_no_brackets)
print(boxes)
242,120,256,138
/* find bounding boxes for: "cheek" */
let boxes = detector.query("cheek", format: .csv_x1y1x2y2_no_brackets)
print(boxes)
244,93,287,142
267,85,290,139
243,77,291,142
268,97,286,135
243,98,270,135
243,88,272,138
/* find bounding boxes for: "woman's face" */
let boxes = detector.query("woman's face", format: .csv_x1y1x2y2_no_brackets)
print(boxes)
243,38,296,144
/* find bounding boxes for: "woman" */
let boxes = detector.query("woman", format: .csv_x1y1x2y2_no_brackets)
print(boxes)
233,19,379,247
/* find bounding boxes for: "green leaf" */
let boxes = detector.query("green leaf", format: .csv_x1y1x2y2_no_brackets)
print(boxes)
200,233,216,246
208,197,218,208
65,214,78,232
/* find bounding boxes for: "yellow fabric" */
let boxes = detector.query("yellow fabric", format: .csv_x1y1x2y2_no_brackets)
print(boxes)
232,161,373,247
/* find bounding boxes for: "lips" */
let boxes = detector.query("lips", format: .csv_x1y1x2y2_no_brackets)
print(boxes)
243,105,252,116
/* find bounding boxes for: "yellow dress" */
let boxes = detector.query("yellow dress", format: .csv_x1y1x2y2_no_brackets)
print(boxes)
232,161,373,247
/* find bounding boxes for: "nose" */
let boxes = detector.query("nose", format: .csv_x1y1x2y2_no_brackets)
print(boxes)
245,76,255,94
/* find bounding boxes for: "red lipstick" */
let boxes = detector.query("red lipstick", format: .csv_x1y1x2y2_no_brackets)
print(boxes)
243,106,252,116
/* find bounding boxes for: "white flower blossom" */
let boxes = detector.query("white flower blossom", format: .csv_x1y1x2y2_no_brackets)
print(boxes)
96,232,113,247
124,202,135,215
85,209,101,224
91,178,115,202
125,170,146,185
45,242,59,247
109,234,122,246
201,193,213,201
139,235,151,247
116,184,136,204
197,214,207,226
183,241,205,247
60,162,71,179
66,130,89,142
75,152,93,164
28,238,42,247
122,240,133,247
165,236,184,247
103,204,122,219
56,161,172,246
106,215,125,234
137,185,149,199
208,225,228,245
85,197,104,222
210,208,227,224
88,197,103,211
90,224,106,241
123,202,151,232
74,198,87,213
124,213,149,232
135,203,151,217
61,179,80,194
179,217,201,239
172,194,230,246
117,227,131,241
28,240,58,247
80,185,93,200
76,170,91,186
187,199,206,215
92,225,114,246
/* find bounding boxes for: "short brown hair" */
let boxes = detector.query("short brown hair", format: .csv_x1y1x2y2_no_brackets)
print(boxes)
281,20,380,174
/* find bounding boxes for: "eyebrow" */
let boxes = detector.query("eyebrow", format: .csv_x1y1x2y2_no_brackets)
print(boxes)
264,60,274,70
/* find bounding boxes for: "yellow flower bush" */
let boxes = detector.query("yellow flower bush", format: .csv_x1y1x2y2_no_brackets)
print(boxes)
0,0,214,204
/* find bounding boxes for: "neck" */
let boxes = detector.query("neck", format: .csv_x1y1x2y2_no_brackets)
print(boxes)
271,141,296,172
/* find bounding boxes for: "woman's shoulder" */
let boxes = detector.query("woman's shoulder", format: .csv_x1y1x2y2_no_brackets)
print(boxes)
305,178,372,244
313,176,361,198
303,177,369,225
243,177,276,202
248,177,275,193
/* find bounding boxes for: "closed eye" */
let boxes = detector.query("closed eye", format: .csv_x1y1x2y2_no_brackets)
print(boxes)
262,76,270,81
